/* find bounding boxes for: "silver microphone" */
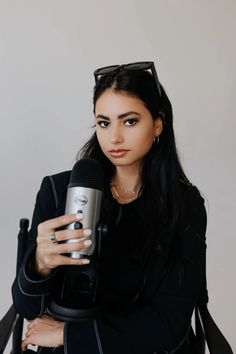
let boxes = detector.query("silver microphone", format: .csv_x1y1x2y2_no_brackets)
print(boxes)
65,158,103,259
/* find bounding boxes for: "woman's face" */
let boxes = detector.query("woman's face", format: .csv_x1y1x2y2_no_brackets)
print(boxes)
95,88,163,170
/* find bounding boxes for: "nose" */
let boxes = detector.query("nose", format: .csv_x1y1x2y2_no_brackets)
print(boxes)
110,125,124,144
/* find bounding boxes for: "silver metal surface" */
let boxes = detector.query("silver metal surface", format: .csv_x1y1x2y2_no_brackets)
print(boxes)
65,186,102,258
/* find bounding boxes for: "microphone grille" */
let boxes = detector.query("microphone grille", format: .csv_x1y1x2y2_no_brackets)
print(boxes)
69,158,104,190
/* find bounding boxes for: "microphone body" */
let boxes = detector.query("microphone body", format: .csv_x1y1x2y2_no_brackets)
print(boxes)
65,186,102,258
64,158,104,259
46,158,105,321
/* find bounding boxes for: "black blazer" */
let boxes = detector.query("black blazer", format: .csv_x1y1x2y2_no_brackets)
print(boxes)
12,171,207,354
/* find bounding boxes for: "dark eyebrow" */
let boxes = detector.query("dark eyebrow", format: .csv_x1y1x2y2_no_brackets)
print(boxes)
96,111,141,120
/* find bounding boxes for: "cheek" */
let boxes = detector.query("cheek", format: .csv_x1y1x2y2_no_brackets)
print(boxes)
141,139,154,155
134,130,155,156
133,129,154,148
96,131,107,153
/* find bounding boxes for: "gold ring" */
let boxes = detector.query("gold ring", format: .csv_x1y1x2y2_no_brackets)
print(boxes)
50,232,58,244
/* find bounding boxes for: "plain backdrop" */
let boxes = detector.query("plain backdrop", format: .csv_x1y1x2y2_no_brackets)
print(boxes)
0,0,235,351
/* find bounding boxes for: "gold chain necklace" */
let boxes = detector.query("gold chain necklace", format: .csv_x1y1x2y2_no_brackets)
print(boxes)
110,181,140,202
110,181,139,194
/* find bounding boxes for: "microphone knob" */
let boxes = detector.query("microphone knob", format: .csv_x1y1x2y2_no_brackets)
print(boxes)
74,222,83,230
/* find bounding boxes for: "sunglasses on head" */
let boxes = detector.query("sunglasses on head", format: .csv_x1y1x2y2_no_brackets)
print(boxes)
94,61,162,97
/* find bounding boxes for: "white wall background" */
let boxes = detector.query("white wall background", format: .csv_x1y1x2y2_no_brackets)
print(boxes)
0,0,235,351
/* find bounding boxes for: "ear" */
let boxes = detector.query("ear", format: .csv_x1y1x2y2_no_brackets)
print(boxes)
154,116,163,136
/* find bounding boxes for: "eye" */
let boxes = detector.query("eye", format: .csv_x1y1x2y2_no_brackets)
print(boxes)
124,119,138,126
96,121,110,128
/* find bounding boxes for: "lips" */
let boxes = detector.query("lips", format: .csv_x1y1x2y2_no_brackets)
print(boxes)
108,149,129,157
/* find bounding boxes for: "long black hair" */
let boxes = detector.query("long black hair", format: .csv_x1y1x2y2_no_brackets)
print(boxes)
78,68,192,265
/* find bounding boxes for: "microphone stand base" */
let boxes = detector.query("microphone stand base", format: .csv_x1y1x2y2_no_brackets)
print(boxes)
46,299,101,322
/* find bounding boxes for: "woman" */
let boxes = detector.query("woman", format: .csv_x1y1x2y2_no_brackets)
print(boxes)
12,62,207,353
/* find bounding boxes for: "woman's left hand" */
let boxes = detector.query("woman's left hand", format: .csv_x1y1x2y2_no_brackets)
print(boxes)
22,315,65,351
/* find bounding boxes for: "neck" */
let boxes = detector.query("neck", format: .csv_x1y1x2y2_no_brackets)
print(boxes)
112,164,142,191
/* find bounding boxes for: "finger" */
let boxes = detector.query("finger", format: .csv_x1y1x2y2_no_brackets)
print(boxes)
39,314,56,322
56,238,92,255
22,337,34,351
53,254,90,266
37,314,58,324
27,322,33,330
55,228,92,242
22,339,28,351
27,319,38,329
25,330,30,337
35,239,92,269
38,213,84,233
26,316,49,329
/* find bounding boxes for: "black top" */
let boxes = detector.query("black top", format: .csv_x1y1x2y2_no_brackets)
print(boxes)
12,171,207,354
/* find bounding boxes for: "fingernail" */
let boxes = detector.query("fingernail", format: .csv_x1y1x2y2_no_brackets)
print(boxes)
82,258,90,264
83,229,92,236
84,239,92,247
75,213,84,220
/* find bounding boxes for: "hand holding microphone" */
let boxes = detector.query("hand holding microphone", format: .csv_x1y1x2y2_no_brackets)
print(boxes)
34,213,92,277
34,158,104,278
36,158,105,320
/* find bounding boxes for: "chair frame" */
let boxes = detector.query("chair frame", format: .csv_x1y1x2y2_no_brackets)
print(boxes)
0,218,233,354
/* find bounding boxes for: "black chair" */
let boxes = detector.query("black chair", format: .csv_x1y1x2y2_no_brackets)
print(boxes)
0,219,29,354
0,219,234,354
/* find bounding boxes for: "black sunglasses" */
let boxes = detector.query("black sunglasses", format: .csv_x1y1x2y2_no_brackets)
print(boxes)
94,61,161,97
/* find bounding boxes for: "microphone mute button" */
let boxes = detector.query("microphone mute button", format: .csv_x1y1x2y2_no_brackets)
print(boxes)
74,221,83,230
